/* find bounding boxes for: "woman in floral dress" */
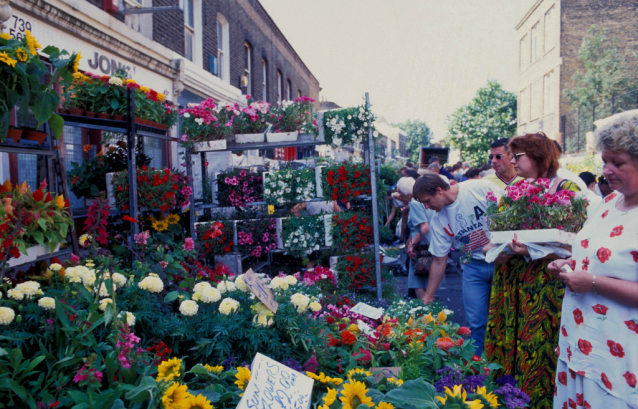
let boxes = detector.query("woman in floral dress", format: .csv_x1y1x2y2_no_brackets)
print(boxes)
484,132,582,408
549,110,638,409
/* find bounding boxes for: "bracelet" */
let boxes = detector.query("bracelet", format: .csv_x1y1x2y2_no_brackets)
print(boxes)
592,274,599,295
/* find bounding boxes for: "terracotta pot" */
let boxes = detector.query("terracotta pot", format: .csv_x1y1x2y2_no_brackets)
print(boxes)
6,127,22,143
113,114,125,121
134,118,148,126
97,112,111,120
68,107,84,116
22,129,48,145
84,111,97,118
158,123,168,130
56,107,69,114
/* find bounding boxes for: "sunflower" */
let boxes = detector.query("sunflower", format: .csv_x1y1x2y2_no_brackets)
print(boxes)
161,382,189,409
318,388,338,409
0,51,17,68
387,378,404,386
157,357,182,382
376,403,395,409
347,368,372,380
166,214,180,224
203,364,224,374
14,48,28,62
71,52,81,74
234,366,251,390
152,219,169,232
183,393,213,409
24,30,40,55
0,33,11,40
435,385,484,409
339,380,374,409
475,386,500,408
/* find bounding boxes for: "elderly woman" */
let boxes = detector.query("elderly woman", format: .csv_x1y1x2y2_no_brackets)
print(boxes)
484,132,582,408
549,110,638,409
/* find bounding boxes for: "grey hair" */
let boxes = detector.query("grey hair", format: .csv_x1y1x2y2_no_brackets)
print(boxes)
595,109,638,162
396,176,416,196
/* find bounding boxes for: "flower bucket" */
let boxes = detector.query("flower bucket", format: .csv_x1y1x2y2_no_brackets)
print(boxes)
489,229,576,245
193,140,227,152
315,111,328,142
266,131,298,143
22,129,47,145
7,244,61,267
315,166,324,198
6,127,22,143
324,214,333,246
235,133,265,144
113,114,125,121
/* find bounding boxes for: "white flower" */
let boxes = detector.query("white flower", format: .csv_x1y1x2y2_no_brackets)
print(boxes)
14,281,40,298
443,309,454,315
183,112,191,118
179,300,199,316
99,298,113,311
193,281,212,294
111,273,128,288
270,277,289,291
38,297,56,310
201,287,222,303
235,275,250,292
0,307,15,325
217,280,236,293
218,298,240,315
108,77,123,86
253,314,274,327
49,263,63,272
7,289,23,301
284,275,297,286
118,311,136,326
82,270,97,287
309,301,322,312
138,276,164,293
95,282,113,297
195,118,204,125
290,293,310,313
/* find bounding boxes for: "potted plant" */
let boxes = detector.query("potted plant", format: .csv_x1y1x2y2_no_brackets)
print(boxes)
263,167,316,206
179,98,233,151
233,96,270,143
0,31,78,142
320,161,372,203
281,215,325,258
267,96,315,142
319,104,378,148
236,217,277,257
215,168,263,208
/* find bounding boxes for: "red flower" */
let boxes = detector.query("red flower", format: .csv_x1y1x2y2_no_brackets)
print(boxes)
605,192,617,203
591,304,608,315
569,259,577,271
601,372,612,390
581,239,589,248
623,371,637,388
607,340,625,358
558,371,567,385
602,210,609,219
578,339,592,355
610,225,624,237
341,330,357,345
596,247,612,263
33,188,44,202
122,215,138,223
567,345,572,361
625,319,638,334
573,308,584,325
584,402,591,409
457,326,471,336
631,251,638,263
561,326,568,337
471,355,481,362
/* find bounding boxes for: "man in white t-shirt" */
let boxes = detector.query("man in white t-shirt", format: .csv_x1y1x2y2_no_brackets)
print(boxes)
413,173,502,354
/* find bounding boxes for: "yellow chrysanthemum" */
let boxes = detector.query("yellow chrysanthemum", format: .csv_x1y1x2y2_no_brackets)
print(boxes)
183,393,214,409
126,78,136,84
339,380,374,409
15,48,28,62
71,52,81,74
348,323,360,334
24,30,40,55
318,388,338,409
475,386,500,408
166,214,180,224
140,86,149,92
158,93,165,102
161,382,189,409
0,51,17,67
157,357,182,382
0,33,11,40
235,367,251,390
376,403,395,409
435,385,484,409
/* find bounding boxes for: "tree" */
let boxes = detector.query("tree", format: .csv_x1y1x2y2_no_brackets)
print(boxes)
445,81,517,165
395,119,433,163
564,25,637,109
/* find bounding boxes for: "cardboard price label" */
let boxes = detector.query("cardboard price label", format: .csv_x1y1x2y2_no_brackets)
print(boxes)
243,269,279,313
237,353,314,409
371,367,401,383
350,302,383,320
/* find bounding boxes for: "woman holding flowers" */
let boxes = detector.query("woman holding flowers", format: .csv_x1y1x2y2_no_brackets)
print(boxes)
484,132,581,408
548,110,638,409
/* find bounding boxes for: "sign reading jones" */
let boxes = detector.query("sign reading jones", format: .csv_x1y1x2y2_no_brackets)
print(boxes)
237,353,314,409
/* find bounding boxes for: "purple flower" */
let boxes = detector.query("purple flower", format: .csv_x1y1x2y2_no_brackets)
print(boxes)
495,383,531,409
281,358,303,372
495,375,518,387
222,356,236,370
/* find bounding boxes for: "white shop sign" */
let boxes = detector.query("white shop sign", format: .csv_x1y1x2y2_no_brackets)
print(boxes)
3,12,172,96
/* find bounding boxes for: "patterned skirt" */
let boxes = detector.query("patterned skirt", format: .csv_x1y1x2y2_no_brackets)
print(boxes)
484,256,565,408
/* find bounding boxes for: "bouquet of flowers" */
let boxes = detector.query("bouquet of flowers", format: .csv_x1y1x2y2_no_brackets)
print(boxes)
322,105,378,148
321,162,371,202
282,216,325,258
233,96,270,135
216,168,263,208
269,96,316,134
236,218,277,257
179,98,234,148
331,211,373,251
196,220,234,256
112,167,191,212
264,168,316,206
336,252,377,292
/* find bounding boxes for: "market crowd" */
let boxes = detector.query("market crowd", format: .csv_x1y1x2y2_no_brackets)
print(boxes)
390,109,638,409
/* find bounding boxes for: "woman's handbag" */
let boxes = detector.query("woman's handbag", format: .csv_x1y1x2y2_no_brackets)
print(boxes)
414,244,433,276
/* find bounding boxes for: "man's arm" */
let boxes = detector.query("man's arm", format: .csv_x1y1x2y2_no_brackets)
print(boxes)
423,254,447,304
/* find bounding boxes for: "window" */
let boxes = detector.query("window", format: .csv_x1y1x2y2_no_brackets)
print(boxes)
519,34,530,70
543,70,556,115
519,88,529,124
244,42,252,95
530,80,542,120
144,137,168,169
261,58,267,101
184,0,195,61
531,22,541,63
216,14,230,82
286,79,292,101
276,70,283,102
544,5,557,52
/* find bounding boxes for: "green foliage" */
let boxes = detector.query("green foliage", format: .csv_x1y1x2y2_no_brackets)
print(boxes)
282,215,325,259
445,81,517,165
564,25,638,109
379,164,401,188
395,119,433,163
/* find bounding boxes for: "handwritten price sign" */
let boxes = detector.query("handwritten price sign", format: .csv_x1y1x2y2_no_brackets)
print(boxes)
350,302,384,320
371,367,401,383
237,353,314,409
243,269,278,313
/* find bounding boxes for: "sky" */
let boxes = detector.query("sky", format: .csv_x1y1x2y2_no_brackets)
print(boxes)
260,0,538,142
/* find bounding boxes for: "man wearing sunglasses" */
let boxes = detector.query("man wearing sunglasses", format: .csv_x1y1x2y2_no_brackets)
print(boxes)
483,138,522,189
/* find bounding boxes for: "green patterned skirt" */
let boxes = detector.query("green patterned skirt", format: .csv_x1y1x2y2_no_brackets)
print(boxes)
485,256,565,408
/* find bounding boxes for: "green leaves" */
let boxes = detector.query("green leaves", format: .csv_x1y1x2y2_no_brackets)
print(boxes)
395,119,433,163
382,378,438,409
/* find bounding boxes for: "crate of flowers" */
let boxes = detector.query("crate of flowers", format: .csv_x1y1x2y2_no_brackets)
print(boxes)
178,98,233,151
266,96,316,142
263,167,316,206
280,215,325,258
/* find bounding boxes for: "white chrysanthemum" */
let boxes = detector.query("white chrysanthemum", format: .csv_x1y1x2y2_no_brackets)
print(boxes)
138,276,164,293
192,292,203,301
0,307,15,325
253,314,274,327
99,298,113,311
7,289,23,301
49,263,63,272
118,311,135,326
179,300,198,316
193,281,212,294
64,266,83,283
218,298,240,315
269,277,289,291
108,77,123,86
290,293,310,313
82,270,97,287
309,301,322,312
284,275,298,286
234,275,249,292
111,273,127,287
201,287,221,303
217,280,236,293
15,281,40,297
38,297,56,310
95,282,112,297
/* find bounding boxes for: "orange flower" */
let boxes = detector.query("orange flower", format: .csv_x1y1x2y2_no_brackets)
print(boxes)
122,215,138,223
377,322,394,338
403,328,424,343
54,194,65,209
436,337,454,351
83,144,92,152
341,330,357,346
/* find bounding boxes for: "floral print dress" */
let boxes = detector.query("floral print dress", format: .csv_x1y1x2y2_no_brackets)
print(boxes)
554,192,638,409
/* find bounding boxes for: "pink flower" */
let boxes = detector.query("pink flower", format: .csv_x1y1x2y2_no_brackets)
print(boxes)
537,178,551,189
183,237,195,251
180,134,189,141
70,253,80,264
134,231,150,245
507,187,523,201
159,261,168,269
486,191,497,202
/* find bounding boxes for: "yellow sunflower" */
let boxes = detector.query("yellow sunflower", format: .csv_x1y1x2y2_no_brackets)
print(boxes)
71,52,81,74
152,219,169,232
0,51,17,68
166,214,180,224
0,33,11,40
318,388,338,409
157,357,182,382
339,380,374,409
203,364,224,374
475,386,500,408
24,30,40,55
234,367,251,390
387,378,404,386
14,48,28,62
376,403,395,409
183,393,213,409
347,368,372,380
161,382,189,409
435,385,484,409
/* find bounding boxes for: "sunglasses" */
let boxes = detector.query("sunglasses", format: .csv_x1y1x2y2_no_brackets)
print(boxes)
488,154,505,160
512,152,526,161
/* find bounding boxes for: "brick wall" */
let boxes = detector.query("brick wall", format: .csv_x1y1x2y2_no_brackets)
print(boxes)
559,0,638,115
152,0,185,55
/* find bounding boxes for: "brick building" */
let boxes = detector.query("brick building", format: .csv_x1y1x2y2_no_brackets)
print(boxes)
515,0,638,145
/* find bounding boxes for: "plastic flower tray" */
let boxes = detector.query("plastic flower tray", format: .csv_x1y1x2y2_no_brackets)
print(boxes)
489,228,576,245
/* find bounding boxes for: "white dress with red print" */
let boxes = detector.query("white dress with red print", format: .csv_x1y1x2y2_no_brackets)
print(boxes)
554,192,638,409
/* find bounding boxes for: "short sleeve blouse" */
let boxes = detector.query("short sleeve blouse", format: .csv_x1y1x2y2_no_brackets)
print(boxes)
407,199,434,245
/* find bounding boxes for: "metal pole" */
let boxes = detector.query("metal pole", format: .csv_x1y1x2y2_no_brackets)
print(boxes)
366,93,383,300
185,149,196,237
126,88,139,236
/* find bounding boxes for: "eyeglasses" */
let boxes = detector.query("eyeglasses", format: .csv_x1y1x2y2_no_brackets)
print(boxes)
512,152,526,161
488,154,504,160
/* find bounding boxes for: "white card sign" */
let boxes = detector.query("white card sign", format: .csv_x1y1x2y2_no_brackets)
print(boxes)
350,302,384,320
237,353,314,409
357,320,375,336
243,269,279,313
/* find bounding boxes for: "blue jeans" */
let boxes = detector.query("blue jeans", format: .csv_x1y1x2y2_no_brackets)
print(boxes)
462,259,494,356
